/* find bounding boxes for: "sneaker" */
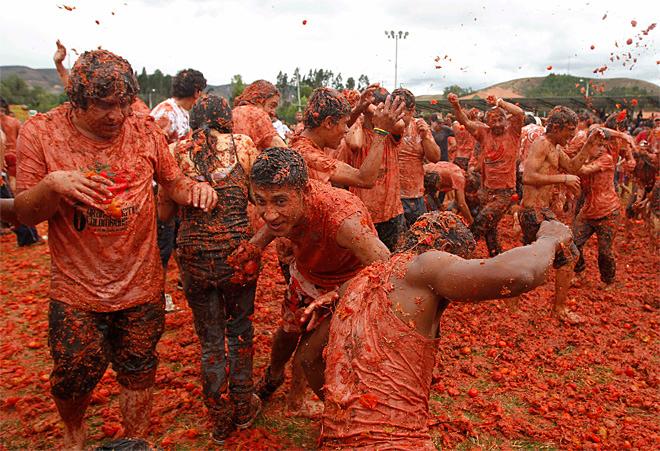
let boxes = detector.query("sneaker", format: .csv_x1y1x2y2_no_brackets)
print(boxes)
164,294,178,312
210,409,235,444
234,394,262,430
256,366,285,401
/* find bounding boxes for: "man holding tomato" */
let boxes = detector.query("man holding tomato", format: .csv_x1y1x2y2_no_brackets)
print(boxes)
14,49,217,450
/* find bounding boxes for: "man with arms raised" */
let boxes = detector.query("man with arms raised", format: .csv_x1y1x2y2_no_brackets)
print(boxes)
14,50,217,449
449,93,524,256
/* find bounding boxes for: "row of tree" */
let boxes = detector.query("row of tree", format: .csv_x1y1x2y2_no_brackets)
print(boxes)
0,75,67,112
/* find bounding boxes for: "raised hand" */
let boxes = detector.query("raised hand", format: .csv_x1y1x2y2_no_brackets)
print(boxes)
54,40,67,65
371,95,406,132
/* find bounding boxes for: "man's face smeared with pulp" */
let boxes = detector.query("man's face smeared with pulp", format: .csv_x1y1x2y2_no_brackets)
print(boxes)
76,95,131,139
325,115,349,149
553,123,577,146
252,184,305,237
486,109,507,135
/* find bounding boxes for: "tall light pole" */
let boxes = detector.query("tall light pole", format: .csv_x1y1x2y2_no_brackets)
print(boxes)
384,30,409,90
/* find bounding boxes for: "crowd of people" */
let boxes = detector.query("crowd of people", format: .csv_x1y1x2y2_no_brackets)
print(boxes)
0,41,658,449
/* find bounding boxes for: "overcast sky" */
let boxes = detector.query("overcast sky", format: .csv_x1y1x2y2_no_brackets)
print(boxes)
1,0,658,94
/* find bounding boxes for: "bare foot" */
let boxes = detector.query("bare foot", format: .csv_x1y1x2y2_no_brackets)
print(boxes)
62,423,86,451
555,308,583,325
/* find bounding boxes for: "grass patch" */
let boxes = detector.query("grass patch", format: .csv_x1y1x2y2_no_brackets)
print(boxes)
255,412,317,448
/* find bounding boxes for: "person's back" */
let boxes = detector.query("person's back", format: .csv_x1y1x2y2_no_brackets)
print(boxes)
173,132,256,277
322,253,437,450
319,211,572,449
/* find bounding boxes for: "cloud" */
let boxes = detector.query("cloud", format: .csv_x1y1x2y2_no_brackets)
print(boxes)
0,0,657,95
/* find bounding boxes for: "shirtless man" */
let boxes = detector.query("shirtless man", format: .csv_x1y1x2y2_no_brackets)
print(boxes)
244,147,390,407
295,211,573,449
423,161,473,225
293,111,305,134
14,49,217,450
394,88,441,227
521,106,603,323
449,93,524,256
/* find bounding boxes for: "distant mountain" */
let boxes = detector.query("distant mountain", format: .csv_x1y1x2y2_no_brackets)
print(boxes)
417,75,660,100
0,65,233,98
0,66,64,93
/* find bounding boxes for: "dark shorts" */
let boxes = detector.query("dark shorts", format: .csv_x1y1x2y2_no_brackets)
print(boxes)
48,298,165,400
374,214,405,252
519,207,578,269
401,197,427,228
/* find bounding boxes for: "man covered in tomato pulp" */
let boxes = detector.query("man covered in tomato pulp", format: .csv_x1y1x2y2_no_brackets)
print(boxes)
13,49,217,450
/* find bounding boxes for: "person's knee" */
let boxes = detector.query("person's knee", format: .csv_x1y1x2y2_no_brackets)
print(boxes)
51,361,107,400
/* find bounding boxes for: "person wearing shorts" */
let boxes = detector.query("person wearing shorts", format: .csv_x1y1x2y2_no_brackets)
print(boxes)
14,50,216,450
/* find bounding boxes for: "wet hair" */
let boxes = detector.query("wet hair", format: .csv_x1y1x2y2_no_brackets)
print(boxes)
485,107,507,123
467,107,482,121
189,94,232,133
424,172,440,195
187,95,233,183
524,114,537,126
251,147,309,189
303,87,351,129
398,211,476,257
66,50,138,109
546,106,578,133
372,87,390,106
171,69,206,98
341,89,360,108
0,97,8,114
234,80,279,107
392,88,415,109
578,110,597,125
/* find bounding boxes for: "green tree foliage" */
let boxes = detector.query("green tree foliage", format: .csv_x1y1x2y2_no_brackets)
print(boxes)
273,68,372,124
523,74,649,98
136,68,172,107
0,75,65,112
230,74,245,102
441,84,473,98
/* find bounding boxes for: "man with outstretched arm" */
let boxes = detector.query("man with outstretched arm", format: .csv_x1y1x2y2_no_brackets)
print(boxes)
295,212,574,449
14,49,217,450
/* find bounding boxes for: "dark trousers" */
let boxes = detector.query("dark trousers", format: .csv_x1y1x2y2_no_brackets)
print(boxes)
471,188,513,257
181,269,256,410
48,298,165,400
573,211,619,284
374,214,405,252
401,197,427,228
157,219,179,269
0,176,40,246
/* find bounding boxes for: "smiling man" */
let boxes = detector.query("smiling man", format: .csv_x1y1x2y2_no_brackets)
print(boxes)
245,147,389,406
14,50,217,450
